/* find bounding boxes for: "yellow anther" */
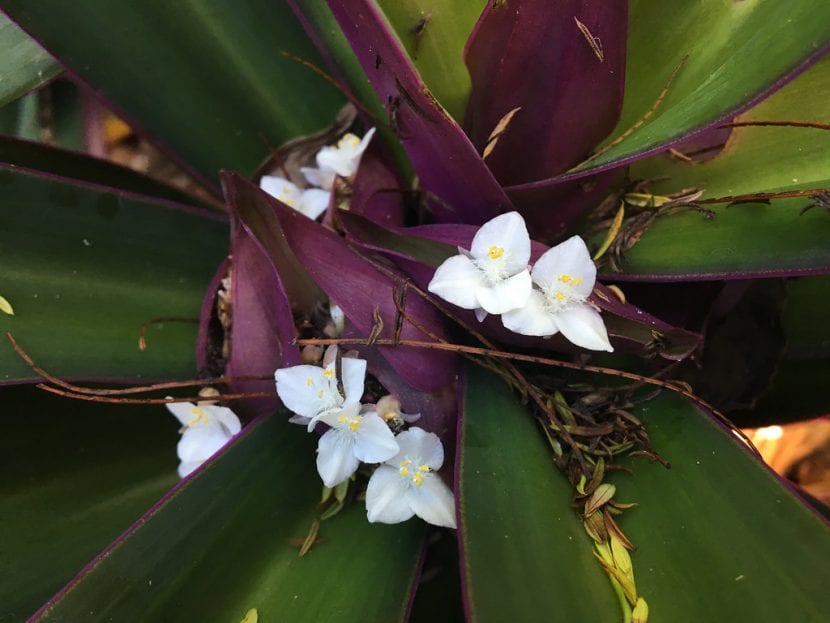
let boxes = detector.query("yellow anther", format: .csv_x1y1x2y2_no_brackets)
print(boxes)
555,291,566,301
418,464,430,473
339,134,360,149
575,276,583,286
348,416,362,432
382,412,395,421
338,415,349,424
400,459,412,467
558,274,574,284
400,466,410,477
186,407,208,427
305,377,314,386
413,473,423,487
317,389,325,398
487,245,505,260
322,368,335,379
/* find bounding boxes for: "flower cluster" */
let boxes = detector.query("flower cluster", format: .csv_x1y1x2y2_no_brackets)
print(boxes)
275,346,456,528
259,128,376,220
166,398,242,478
428,212,613,352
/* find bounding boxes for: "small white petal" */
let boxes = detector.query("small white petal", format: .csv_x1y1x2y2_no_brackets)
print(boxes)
288,414,312,426
474,308,488,323
316,428,360,487
353,412,399,463
177,424,230,464
165,401,195,427
470,212,531,272
301,166,337,191
532,236,596,297
502,289,559,336
177,460,203,479
428,254,486,309
341,357,367,406
475,269,532,314
392,427,445,470
275,365,340,419
208,405,242,436
260,176,301,207
366,465,415,524
409,475,456,528
555,304,614,352
299,188,331,220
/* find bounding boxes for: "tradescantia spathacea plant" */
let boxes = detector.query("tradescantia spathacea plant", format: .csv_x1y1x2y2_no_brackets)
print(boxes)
1,1,830,621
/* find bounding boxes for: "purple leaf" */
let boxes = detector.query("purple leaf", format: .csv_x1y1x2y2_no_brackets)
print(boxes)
349,141,407,227
464,1,627,186
326,0,513,224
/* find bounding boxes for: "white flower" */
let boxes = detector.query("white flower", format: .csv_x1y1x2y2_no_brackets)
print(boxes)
312,403,400,487
427,211,533,320
166,401,242,478
366,427,456,528
501,236,613,351
274,347,399,487
301,128,376,191
259,175,330,220
274,346,366,425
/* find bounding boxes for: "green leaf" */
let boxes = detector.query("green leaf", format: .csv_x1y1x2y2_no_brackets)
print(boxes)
0,92,40,140
0,167,228,382
0,135,216,210
34,413,425,621
632,56,830,199
460,364,830,621
0,385,178,620
0,13,61,107
376,0,485,121
602,198,830,279
458,364,618,622
3,2,345,183
564,0,830,177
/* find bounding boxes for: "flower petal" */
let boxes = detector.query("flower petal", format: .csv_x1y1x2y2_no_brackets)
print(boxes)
301,166,336,190
316,427,360,487
409,475,456,528
259,176,301,207
274,365,334,419
393,427,445,470
531,235,596,297
208,405,242,435
177,460,203,479
501,289,559,336
555,304,614,352
470,211,531,272
366,465,415,524
299,188,331,220
475,269,532,314
353,412,400,463
341,356,368,406
166,401,195,427
428,254,486,309
177,423,230,464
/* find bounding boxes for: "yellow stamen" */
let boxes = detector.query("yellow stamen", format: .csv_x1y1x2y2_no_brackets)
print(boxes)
322,368,335,379
400,466,410,477
418,464,430,472
555,291,566,301
348,416,362,432
413,473,423,487
317,389,325,398
337,415,349,424
305,377,314,386
339,134,360,149
187,406,208,427
487,245,505,260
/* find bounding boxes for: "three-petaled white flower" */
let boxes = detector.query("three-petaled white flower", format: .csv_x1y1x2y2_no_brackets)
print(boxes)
259,175,331,221
427,211,532,321
166,401,242,478
502,236,613,351
274,347,399,487
365,427,456,528
301,128,377,191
